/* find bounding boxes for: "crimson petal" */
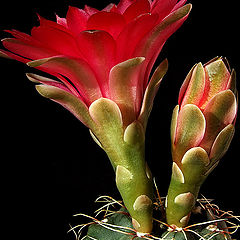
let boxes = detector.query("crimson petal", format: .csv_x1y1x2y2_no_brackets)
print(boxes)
109,57,145,126
84,5,99,15
56,15,68,28
171,0,188,12
37,15,71,33
151,0,178,22
2,38,58,60
5,29,37,42
66,6,89,35
77,30,116,97
116,13,158,62
123,0,151,23
86,12,126,39
26,73,71,93
0,49,29,63
134,4,191,87
102,3,119,13
27,56,102,105
117,0,134,13
31,26,83,58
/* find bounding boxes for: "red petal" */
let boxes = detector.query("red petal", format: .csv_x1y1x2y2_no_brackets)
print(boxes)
0,49,29,63
200,90,237,153
86,12,126,39
27,56,102,105
5,29,37,42
102,3,119,13
31,26,83,58
26,73,72,94
171,0,187,12
116,13,158,62
37,14,71,33
151,0,178,22
134,4,191,87
84,5,99,15
181,63,206,107
117,0,135,14
178,65,195,106
77,30,116,97
2,38,58,60
66,6,89,35
199,59,231,110
56,15,68,28
109,57,145,126
123,0,151,23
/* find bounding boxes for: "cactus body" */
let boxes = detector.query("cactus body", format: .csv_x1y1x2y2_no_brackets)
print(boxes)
85,208,145,240
161,231,195,239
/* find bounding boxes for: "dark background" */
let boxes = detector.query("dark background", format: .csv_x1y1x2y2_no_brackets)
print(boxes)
1,0,239,239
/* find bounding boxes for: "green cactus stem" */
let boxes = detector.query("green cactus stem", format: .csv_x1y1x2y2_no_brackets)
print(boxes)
89,98,154,233
165,147,209,228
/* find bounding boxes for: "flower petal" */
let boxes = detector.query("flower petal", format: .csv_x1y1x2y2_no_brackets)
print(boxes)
200,90,237,153
26,73,71,92
37,14,72,34
117,0,135,13
171,0,187,12
66,6,89,35
109,57,145,126
56,15,68,28
178,64,196,105
2,38,58,60
227,69,237,95
86,12,126,39
5,29,37,42
77,30,116,97
209,124,235,163
151,0,178,22
123,0,151,23
31,26,82,58
138,59,168,129
200,58,231,109
181,63,206,107
116,13,158,62
84,5,99,15
35,84,94,128
134,4,192,87
174,104,206,163
0,49,29,63
27,56,102,105
26,73,80,97
170,105,179,146
102,3,119,13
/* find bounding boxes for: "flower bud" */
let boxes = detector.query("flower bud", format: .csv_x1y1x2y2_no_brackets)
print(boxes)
166,57,237,228
173,57,237,164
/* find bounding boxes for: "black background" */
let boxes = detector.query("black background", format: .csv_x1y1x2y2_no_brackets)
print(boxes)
1,0,239,239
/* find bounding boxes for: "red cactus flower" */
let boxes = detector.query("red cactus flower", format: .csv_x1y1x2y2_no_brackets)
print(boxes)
1,1,191,233
1,0,191,128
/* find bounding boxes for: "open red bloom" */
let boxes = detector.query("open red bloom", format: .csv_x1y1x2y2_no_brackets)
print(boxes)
1,0,191,127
